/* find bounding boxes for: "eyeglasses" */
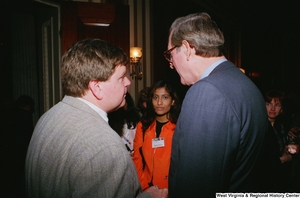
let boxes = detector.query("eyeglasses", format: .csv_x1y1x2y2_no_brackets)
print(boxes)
163,46,177,62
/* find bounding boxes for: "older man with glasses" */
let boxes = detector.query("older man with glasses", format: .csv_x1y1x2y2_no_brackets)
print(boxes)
165,12,271,197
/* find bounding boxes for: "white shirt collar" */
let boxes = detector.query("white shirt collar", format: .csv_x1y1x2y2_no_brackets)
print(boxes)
76,97,108,123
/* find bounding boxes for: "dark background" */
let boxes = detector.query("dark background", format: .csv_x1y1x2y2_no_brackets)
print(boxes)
151,0,300,100
1,0,300,104
0,1,299,196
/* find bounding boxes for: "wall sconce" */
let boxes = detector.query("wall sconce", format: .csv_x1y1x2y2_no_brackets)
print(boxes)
130,47,143,80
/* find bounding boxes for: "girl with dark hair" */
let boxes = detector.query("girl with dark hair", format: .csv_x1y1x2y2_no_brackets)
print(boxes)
108,92,140,154
132,79,181,190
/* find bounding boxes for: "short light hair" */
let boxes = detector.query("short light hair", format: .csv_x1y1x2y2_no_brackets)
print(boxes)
61,38,128,97
169,12,225,57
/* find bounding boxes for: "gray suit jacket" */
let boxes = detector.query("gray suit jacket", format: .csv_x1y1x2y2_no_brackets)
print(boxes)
169,61,269,197
26,96,152,198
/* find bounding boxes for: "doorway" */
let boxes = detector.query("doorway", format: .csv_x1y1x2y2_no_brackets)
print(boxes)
0,0,61,124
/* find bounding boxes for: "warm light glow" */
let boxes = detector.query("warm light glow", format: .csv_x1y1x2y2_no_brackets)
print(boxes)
129,47,143,80
83,23,110,27
239,68,245,73
249,72,260,78
130,47,142,59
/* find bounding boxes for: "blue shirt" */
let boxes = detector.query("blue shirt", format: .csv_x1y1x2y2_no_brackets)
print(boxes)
200,58,227,80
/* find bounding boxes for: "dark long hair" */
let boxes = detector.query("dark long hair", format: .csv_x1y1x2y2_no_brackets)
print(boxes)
137,86,150,118
108,92,140,136
141,79,181,132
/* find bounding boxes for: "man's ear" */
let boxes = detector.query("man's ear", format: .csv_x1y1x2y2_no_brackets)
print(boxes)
182,40,196,61
182,40,192,60
89,80,103,100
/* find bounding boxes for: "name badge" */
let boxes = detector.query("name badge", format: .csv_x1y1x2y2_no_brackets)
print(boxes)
152,137,165,148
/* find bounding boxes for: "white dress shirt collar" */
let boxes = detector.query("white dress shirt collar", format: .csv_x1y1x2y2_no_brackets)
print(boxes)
76,97,108,123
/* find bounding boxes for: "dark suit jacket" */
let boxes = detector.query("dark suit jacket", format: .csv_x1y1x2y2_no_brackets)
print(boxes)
169,61,269,197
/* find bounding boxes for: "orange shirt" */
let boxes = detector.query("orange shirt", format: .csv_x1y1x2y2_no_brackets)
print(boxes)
132,120,176,190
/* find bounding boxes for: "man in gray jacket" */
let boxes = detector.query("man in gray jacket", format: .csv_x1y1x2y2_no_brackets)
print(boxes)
26,38,167,198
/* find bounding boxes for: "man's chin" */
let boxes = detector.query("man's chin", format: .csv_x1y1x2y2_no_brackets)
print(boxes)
180,78,190,86
109,100,126,113
181,80,194,86
117,100,126,109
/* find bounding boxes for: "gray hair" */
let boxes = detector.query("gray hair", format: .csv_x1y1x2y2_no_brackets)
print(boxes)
169,12,225,57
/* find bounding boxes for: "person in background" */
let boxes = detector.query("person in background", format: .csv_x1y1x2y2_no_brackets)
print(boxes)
108,92,140,154
6,95,35,149
264,89,299,192
137,86,150,119
286,92,300,144
25,38,167,198
1,95,35,198
265,90,297,161
133,79,181,191
165,12,269,197
288,112,300,192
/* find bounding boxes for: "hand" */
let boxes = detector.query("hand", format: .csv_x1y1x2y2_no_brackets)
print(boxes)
287,143,299,154
145,185,168,198
280,148,293,163
288,127,300,139
159,188,168,198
